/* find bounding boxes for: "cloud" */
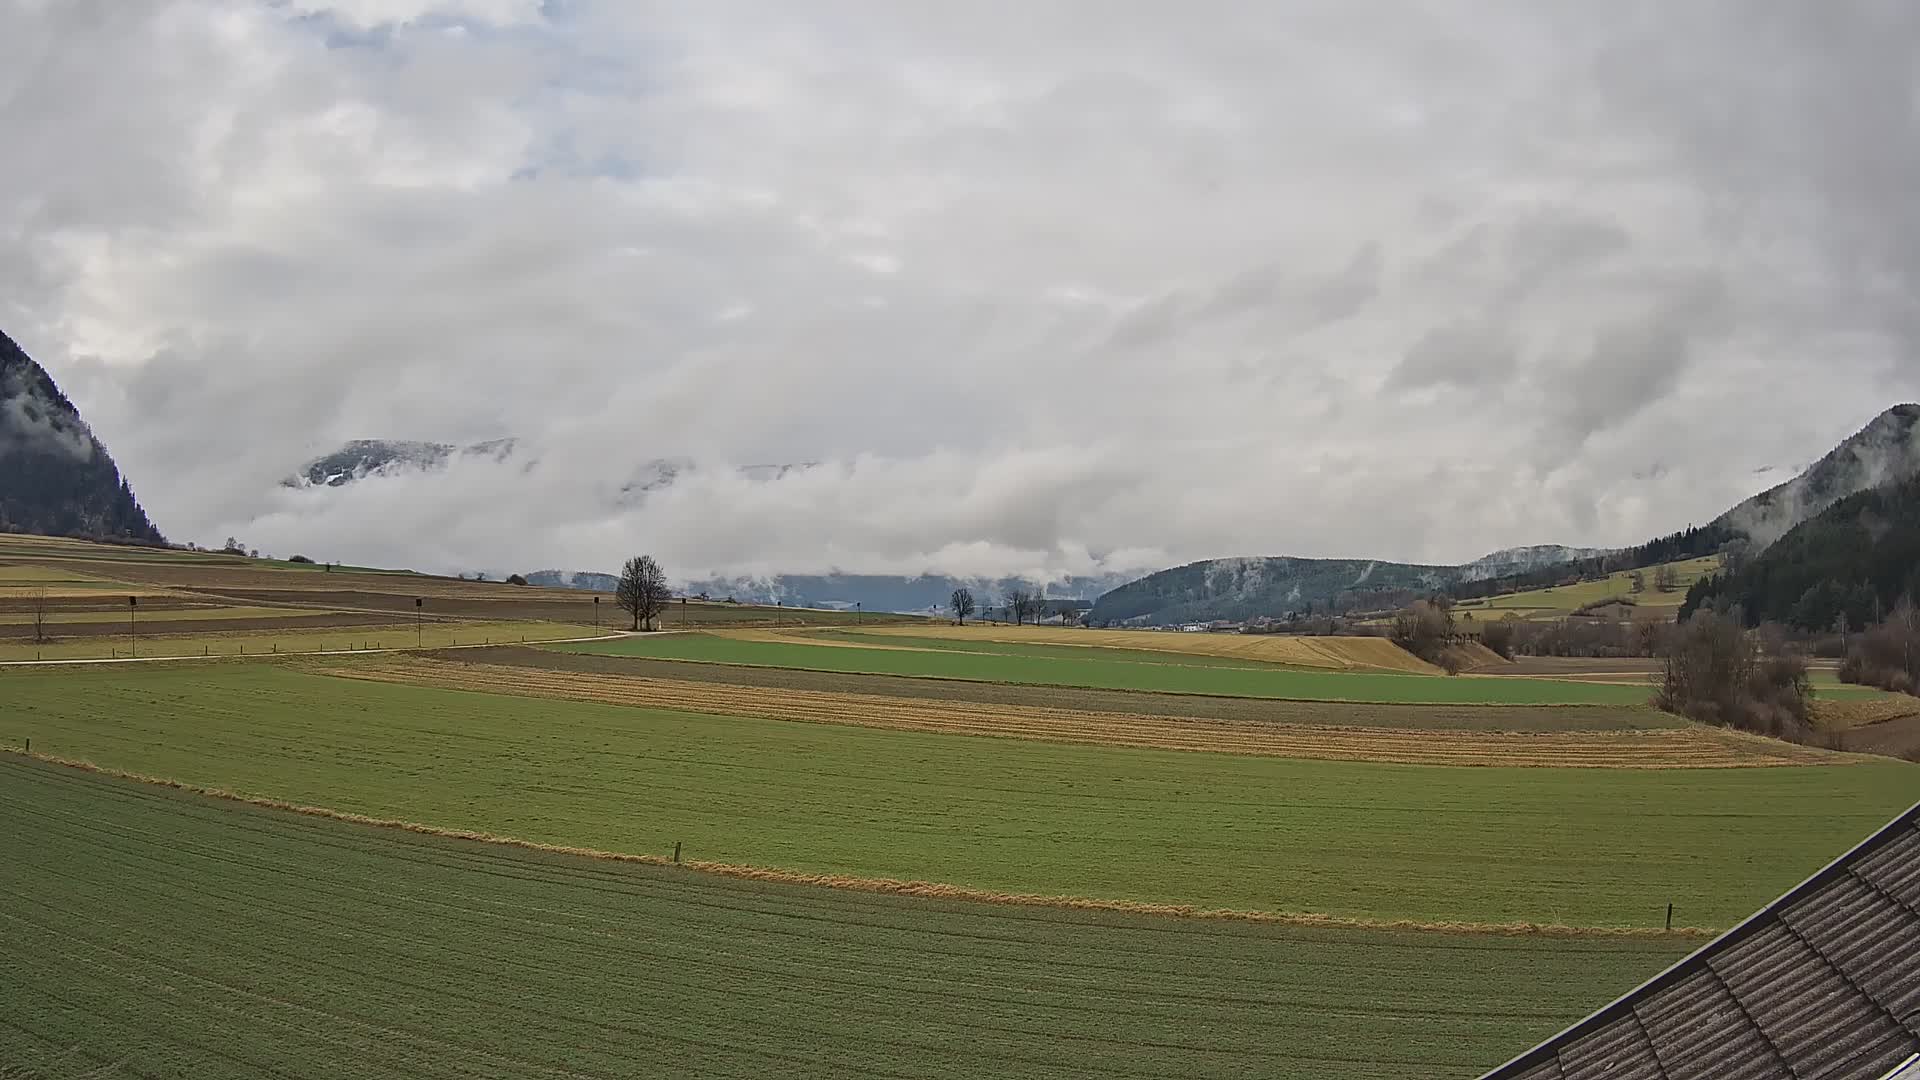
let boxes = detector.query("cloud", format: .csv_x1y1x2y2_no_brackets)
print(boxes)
0,367,95,462
1390,321,1515,392
2,1,1916,580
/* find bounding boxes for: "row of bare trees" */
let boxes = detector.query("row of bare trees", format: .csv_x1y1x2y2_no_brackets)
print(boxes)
947,586,1053,626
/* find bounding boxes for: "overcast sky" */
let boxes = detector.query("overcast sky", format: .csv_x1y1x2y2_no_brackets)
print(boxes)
4,1,1918,581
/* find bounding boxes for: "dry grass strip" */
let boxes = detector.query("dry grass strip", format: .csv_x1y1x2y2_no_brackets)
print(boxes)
2,748,1714,940
1812,696,1920,730
837,624,1443,673
303,656,1840,768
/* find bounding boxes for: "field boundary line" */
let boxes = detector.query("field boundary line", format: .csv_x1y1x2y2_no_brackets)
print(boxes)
0,749,1718,941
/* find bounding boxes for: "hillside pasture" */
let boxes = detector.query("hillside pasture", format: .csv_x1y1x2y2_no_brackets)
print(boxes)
554,631,1659,705
4,662,1912,929
0,755,1692,1080
1454,556,1722,621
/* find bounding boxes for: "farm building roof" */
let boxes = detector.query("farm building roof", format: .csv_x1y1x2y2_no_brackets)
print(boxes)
1480,798,1920,1080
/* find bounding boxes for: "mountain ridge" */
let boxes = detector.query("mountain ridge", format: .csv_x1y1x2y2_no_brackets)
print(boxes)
1712,404,1920,549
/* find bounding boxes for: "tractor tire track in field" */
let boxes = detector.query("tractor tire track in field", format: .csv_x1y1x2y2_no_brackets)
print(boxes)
306,655,1838,768
0,755,1695,1080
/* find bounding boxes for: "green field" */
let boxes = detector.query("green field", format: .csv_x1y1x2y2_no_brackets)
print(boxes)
812,629,1304,668
554,632,1658,705
7,663,1914,929
0,756,1691,1080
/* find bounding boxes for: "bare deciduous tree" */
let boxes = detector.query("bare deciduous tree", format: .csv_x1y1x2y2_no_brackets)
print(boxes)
1653,563,1679,593
617,555,671,631
949,587,976,625
1005,585,1045,626
31,586,49,644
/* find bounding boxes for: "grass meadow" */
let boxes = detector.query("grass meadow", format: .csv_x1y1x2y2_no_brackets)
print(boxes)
0,756,1694,1080
6,662,1913,929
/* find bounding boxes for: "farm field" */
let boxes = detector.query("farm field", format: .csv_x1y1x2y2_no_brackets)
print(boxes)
318,655,1807,767
0,618,599,661
5,662,1913,929
554,631,1659,705
838,624,1447,672
0,756,1693,1080
3,540,1912,1078
0,534,920,659
460,646,1684,731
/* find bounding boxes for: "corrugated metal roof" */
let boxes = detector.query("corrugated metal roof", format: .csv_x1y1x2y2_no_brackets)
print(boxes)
1481,800,1920,1080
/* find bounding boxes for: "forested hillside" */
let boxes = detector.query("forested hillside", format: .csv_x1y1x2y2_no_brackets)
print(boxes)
0,330,164,543
1682,474,1920,629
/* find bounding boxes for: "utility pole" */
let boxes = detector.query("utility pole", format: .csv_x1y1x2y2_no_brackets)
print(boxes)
128,595,138,658
594,595,600,629
415,597,424,647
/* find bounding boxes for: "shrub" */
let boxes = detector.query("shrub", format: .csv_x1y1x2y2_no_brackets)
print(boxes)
288,554,313,564
1392,599,1460,673
506,573,528,586
1838,600,1920,696
1655,610,1811,742
1574,595,1635,615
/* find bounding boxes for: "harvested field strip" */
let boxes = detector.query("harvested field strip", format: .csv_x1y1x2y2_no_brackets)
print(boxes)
1815,696,1920,730
0,756,1691,1079
0,619,596,661
0,604,319,626
841,624,1441,672
556,632,1657,705
459,646,1683,732
6,663,1914,928
318,656,1831,768
803,630,1336,670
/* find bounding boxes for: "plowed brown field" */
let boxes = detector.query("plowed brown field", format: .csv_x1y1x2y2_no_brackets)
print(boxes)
309,656,1839,768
